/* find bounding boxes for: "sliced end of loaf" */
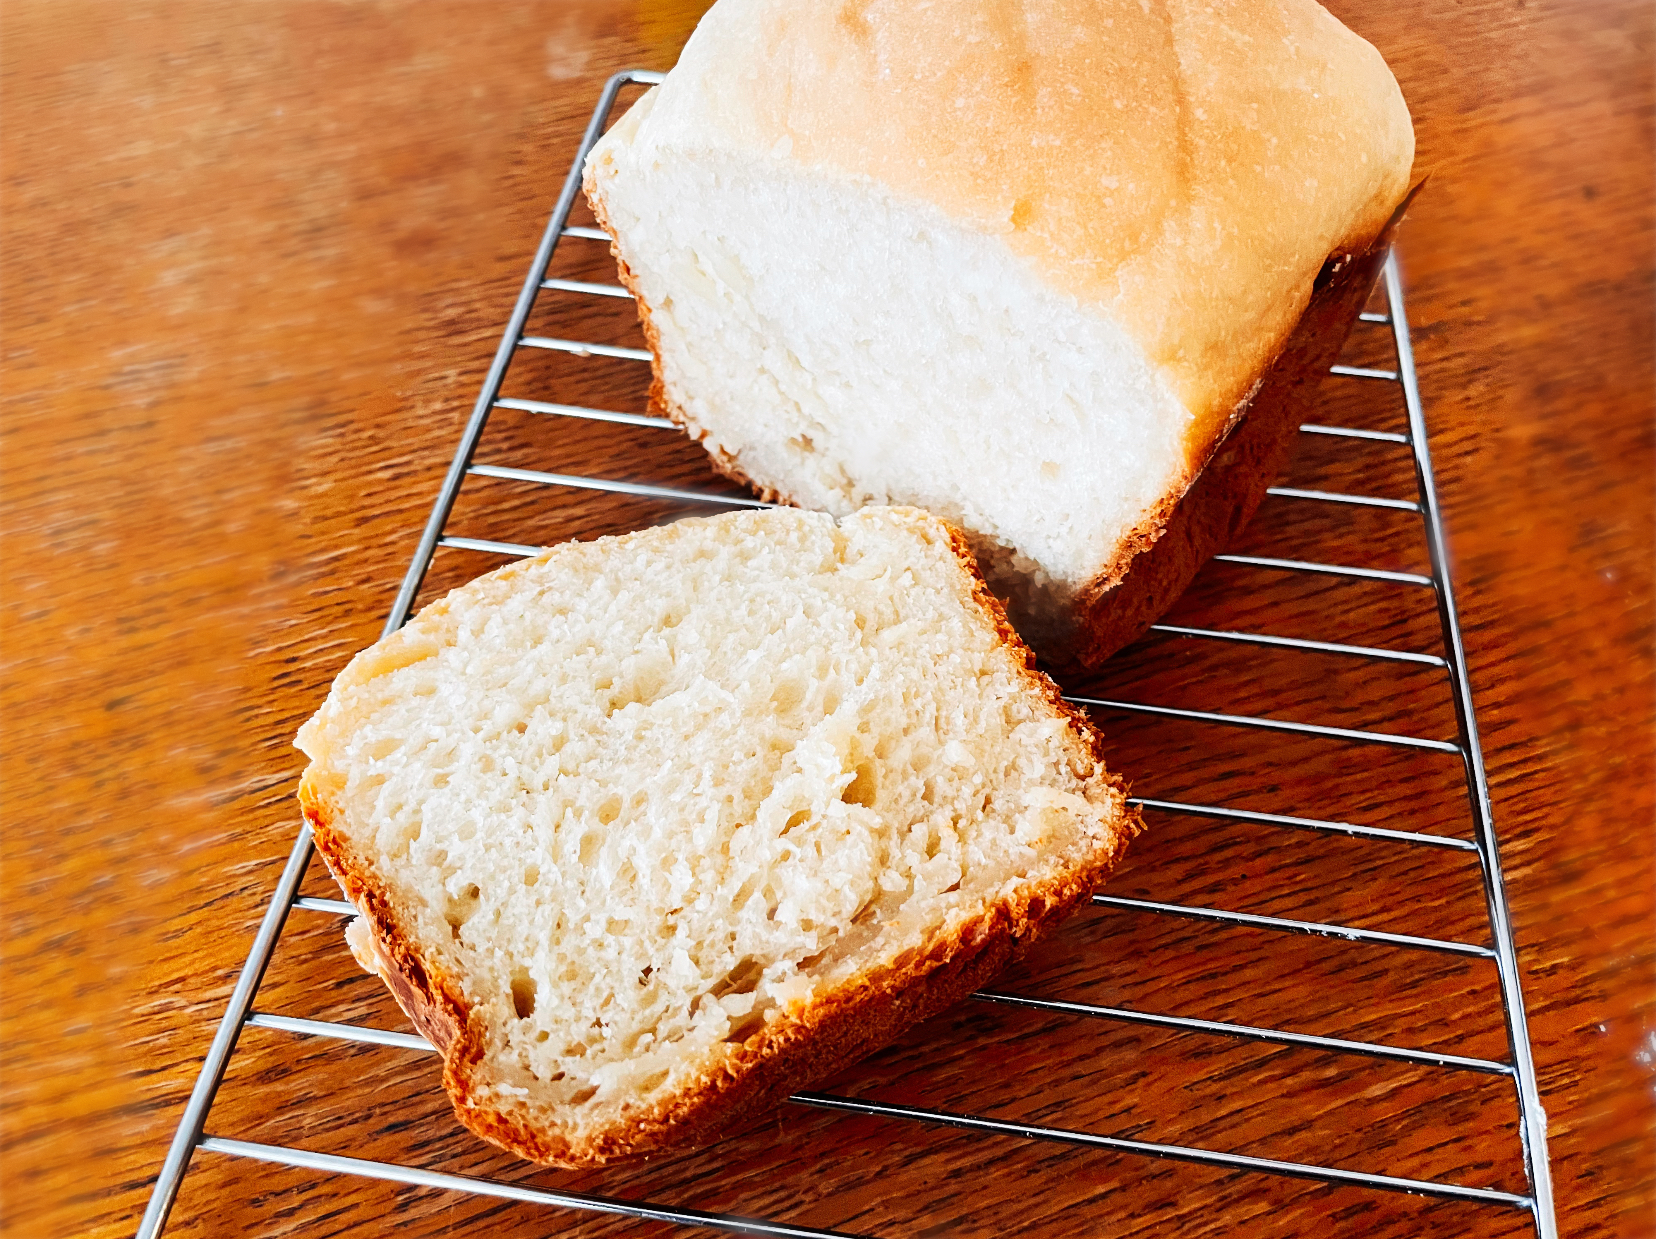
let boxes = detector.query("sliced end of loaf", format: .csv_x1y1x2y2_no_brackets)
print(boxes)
296,506,1138,1165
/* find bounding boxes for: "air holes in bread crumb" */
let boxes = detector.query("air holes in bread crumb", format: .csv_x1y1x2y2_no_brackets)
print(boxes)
444,883,481,936
639,1068,670,1093
770,677,805,713
366,737,400,761
711,956,763,999
568,1085,597,1105
606,683,644,715
523,864,540,887
634,664,668,706
389,820,421,860
782,809,810,835
510,970,538,1019
578,831,600,866
842,762,878,808
597,794,622,826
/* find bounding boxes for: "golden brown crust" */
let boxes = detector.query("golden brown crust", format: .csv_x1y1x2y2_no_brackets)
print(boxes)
300,510,1140,1168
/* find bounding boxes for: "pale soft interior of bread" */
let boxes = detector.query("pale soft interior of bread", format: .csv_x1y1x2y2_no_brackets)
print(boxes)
297,508,1121,1146
588,99,1192,630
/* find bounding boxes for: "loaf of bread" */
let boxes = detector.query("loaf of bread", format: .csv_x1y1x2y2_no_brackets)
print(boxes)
296,507,1138,1166
583,0,1416,667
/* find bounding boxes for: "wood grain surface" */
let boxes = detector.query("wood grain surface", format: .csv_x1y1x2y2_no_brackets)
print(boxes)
2,2,1650,1237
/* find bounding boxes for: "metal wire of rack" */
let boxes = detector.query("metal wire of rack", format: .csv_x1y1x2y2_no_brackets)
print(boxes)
136,69,1557,1239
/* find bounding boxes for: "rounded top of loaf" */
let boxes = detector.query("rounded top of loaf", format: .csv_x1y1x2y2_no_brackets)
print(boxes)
600,0,1413,434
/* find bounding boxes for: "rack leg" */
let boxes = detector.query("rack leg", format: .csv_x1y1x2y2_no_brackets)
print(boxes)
135,827,316,1239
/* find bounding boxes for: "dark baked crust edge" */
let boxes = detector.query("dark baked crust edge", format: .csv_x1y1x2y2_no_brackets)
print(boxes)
299,509,1141,1169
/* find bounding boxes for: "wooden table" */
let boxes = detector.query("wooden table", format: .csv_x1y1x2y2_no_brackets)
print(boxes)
3,2,1650,1236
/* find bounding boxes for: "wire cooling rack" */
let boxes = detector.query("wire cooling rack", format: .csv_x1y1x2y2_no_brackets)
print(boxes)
138,69,1557,1239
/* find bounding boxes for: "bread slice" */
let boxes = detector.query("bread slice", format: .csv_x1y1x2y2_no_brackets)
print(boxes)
296,506,1138,1166
581,0,1416,667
